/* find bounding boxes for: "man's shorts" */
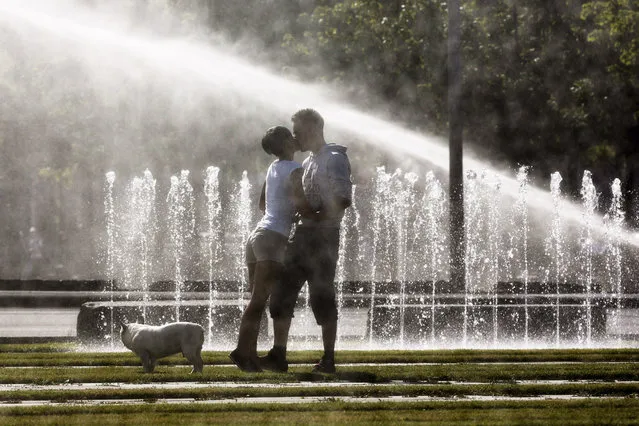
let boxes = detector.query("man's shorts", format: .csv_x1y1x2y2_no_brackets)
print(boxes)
245,227,289,264
269,226,341,325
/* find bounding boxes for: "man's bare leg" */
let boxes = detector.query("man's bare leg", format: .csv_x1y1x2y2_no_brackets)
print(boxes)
313,319,337,373
273,317,292,349
321,320,337,360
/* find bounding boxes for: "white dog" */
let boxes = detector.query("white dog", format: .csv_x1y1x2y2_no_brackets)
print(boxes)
120,322,205,373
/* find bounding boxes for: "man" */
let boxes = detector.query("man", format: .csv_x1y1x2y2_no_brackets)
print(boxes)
261,108,352,374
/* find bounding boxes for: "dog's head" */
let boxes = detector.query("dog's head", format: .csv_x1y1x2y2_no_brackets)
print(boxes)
119,321,131,345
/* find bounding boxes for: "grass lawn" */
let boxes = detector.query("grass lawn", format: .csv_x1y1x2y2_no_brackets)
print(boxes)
2,344,639,366
1,362,638,385
1,399,638,425
0,343,637,425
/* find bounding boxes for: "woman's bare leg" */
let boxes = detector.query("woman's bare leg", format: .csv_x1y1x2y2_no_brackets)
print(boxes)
237,260,281,358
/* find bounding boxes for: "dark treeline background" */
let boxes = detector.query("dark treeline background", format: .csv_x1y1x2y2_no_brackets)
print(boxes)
0,0,637,279
208,0,638,213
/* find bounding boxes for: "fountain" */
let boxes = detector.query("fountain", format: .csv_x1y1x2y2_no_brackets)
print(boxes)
75,164,639,349
103,171,116,346
606,179,624,308
166,171,195,321
121,169,156,322
204,166,222,346
547,171,566,346
0,2,638,349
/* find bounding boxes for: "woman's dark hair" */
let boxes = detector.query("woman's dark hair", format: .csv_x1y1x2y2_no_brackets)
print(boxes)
261,126,292,156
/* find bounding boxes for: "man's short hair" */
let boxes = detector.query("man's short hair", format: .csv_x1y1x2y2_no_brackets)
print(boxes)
261,126,292,156
291,108,324,130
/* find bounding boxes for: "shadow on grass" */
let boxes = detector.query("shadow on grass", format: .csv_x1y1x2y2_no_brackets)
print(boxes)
291,371,388,383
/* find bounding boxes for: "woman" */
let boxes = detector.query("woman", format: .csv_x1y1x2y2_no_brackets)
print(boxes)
230,125,314,372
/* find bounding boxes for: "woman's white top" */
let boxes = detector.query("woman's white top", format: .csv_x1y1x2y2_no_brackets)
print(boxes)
257,159,302,236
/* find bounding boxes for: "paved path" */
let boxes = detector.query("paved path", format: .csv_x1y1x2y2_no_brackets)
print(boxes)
4,360,634,369
0,394,619,408
1,379,638,392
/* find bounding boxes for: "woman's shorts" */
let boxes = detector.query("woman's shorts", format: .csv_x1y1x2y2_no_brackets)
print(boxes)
245,228,289,264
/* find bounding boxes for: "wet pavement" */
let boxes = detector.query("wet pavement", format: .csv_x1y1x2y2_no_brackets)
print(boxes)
0,308,77,337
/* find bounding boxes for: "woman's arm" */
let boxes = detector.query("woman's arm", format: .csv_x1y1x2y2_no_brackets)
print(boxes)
258,181,266,214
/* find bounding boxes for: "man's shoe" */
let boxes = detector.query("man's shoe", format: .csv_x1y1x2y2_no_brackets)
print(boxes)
229,349,262,373
312,356,336,374
258,348,288,373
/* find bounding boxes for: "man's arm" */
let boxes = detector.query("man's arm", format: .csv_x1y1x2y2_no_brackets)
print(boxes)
289,168,320,220
324,152,353,217
258,181,266,214
311,195,350,221
321,195,351,217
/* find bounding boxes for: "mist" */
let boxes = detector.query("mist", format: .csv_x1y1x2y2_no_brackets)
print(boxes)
0,0,636,282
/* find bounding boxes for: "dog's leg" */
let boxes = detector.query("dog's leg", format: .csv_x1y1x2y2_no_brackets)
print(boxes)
184,345,203,374
148,357,157,373
139,351,155,373
194,346,204,373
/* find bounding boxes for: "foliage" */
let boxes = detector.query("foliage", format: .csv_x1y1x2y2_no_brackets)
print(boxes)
582,0,639,69
273,0,639,206
284,0,448,126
